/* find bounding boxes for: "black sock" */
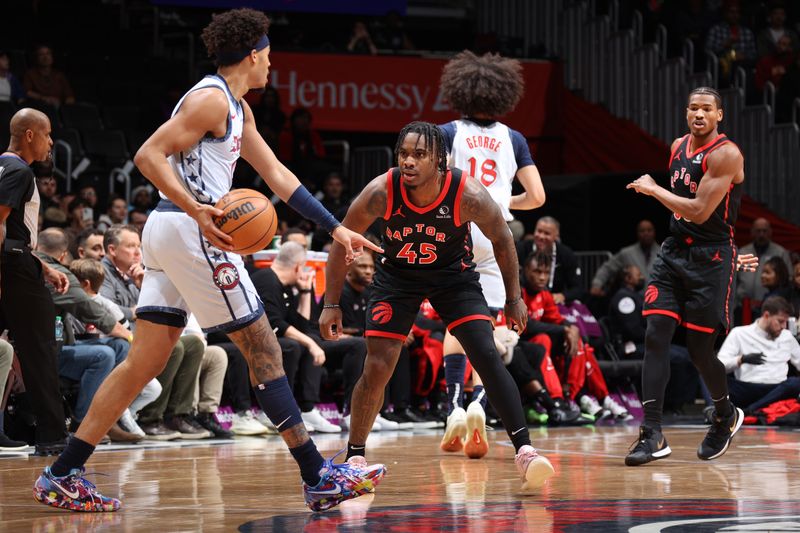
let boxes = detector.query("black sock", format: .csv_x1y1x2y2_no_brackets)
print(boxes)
346,442,366,460
535,389,556,411
713,395,734,418
471,385,487,410
50,437,95,477
289,440,324,486
444,354,466,415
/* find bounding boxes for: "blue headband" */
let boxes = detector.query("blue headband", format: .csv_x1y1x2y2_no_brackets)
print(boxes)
216,34,270,65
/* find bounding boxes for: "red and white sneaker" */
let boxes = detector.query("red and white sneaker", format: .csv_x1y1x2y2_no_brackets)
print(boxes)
464,402,489,459
440,407,467,452
514,445,555,490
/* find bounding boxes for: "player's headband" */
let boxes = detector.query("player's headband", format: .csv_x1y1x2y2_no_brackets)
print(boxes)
216,34,270,65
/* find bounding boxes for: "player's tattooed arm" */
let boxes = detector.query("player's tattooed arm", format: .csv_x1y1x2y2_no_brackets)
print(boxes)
460,178,527,332
321,175,387,339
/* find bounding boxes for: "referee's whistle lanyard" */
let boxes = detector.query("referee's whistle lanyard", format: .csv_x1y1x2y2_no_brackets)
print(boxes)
532,242,557,290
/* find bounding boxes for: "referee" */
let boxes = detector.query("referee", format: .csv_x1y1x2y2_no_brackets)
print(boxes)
0,108,69,454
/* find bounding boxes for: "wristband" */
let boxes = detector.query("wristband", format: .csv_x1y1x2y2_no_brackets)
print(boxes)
323,304,341,309
287,186,341,233
298,288,313,294
505,297,521,306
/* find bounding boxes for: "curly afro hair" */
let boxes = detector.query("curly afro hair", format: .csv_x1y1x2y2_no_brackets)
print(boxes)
439,50,525,118
201,8,271,66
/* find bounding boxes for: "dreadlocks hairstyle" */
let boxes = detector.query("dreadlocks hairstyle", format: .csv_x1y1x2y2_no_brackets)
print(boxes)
439,50,525,118
201,8,271,66
394,121,448,174
688,86,722,109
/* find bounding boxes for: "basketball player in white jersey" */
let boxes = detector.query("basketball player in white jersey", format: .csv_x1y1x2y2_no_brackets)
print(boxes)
34,9,385,513
437,51,546,458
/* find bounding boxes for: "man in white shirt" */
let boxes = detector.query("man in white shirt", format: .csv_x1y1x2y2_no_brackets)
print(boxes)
717,296,800,414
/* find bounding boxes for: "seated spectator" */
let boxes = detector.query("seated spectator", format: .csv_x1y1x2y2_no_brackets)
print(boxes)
705,1,757,84
281,226,309,248
252,242,356,432
756,35,794,94
347,21,378,55
78,184,98,217
278,107,331,184
737,218,792,320
130,185,154,214
516,216,583,304
32,160,65,229
35,229,140,442
717,296,800,414
0,50,26,105
591,220,659,298
521,250,630,420
339,251,412,429
311,173,349,251
65,197,94,243
73,228,105,261
761,256,792,304
757,4,800,58
129,208,148,235
23,44,74,107
96,195,128,232
789,262,800,317
0,338,27,450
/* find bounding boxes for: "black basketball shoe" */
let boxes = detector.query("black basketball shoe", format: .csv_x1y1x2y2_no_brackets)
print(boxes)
625,425,671,466
697,407,744,460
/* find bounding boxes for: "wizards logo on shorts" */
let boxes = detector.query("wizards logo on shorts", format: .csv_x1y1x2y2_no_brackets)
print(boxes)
644,285,659,304
213,262,240,290
371,302,393,325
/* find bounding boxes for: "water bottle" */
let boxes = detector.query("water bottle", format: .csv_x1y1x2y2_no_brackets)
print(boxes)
55,316,64,342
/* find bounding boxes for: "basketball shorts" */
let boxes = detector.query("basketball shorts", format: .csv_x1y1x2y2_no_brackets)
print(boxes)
470,223,507,308
137,207,264,333
364,266,492,341
642,236,737,334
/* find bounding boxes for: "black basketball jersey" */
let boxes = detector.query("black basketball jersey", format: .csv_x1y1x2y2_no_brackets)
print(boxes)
379,167,474,276
667,133,742,244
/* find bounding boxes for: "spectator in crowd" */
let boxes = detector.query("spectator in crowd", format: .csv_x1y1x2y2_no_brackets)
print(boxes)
23,45,74,107
339,251,412,429
256,86,286,150
74,228,105,261
96,195,128,232
65,197,94,243
755,34,794,93
607,265,711,412
0,50,26,105
0,108,70,455
252,242,357,432
674,0,716,68
718,296,800,414
278,107,330,184
100,225,208,440
281,226,309,248
128,208,148,235
757,4,799,58
35,228,140,442
761,256,792,303
737,218,792,318
347,21,378,55
69,257,160,438
590,219,660,297
182,315,233,438
516,216,583,304
705,1,758,83
130,185,154,214
789,262,800,317
32,159,64,229
312,173,349,250
778,50,800,121
78,184,98,215
0,338,27,450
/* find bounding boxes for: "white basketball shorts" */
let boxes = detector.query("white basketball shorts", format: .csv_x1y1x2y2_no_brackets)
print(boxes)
470,223,508,309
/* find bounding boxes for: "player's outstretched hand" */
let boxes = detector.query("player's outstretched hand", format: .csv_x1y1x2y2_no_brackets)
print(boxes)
331,226,383,264
504,298,528,335
320,306,343,340
737,253,758,272
626,174,657,196
192,204,234,251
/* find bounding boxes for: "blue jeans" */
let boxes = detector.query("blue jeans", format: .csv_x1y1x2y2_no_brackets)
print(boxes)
58,344,116,421
76,337,129,367
728,375,800,413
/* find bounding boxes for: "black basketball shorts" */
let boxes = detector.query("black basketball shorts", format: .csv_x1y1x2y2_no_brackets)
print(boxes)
642,236,737,334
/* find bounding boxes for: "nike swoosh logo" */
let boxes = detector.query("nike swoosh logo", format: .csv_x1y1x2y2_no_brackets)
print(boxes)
657,438,665,448
51,479,80,499
311,484,343,495
642,399,656,405
511,427,526,435
275,416,292,429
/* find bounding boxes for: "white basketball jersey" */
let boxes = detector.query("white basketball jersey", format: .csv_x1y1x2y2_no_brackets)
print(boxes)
445,120,519,221
166,75,244,204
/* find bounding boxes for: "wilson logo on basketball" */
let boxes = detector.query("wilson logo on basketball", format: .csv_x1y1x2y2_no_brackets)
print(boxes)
644,285,659,304
371,302,393,325
214,201,256,229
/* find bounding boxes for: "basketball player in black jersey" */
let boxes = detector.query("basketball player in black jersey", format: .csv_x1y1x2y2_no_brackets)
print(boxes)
320,121,555,490
625,87,746,466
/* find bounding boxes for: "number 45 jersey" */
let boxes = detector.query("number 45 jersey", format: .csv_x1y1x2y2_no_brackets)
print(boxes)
439,119,534,222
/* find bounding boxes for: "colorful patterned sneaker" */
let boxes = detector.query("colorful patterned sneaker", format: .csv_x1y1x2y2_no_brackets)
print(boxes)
33,467,120,512
697,407,744,460
303,453,387,512
464,402,489,459
440,407,467,452
515,445,555,490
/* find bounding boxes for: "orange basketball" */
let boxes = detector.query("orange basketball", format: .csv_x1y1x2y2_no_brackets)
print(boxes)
213,189,277,255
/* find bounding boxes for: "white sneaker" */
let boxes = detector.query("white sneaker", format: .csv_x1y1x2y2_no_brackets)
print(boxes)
231,412,270,436
341,414,382,432
440,407,467,452
464,402,489,459
119,409,146,437
250,409,279,434
603,396,634,421
579,395,607,418
515,444,555,490
374,414,400,430
301,408,342,433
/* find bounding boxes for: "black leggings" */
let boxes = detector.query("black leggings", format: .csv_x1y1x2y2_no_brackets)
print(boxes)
642,315,729,427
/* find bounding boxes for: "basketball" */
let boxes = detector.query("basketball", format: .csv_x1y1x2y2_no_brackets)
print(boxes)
213,189,277,255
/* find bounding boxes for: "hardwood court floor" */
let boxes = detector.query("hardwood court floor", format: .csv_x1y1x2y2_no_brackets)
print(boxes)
2,424,800,532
